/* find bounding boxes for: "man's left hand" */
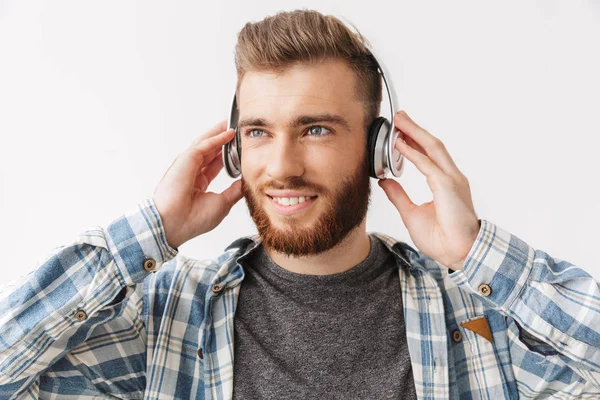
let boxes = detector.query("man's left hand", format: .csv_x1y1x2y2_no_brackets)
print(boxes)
378,110,480,271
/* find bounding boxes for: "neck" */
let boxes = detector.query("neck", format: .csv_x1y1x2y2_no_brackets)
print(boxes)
264,220,371,275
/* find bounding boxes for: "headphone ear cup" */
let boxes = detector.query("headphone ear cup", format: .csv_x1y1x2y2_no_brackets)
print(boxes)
235,127,242,165
367,117,388,178
223,127,242,178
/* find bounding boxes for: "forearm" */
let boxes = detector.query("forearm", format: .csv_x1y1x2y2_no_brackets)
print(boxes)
0,198,177,384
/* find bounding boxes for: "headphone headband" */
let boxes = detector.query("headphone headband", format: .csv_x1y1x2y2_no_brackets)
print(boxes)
363,46,404,178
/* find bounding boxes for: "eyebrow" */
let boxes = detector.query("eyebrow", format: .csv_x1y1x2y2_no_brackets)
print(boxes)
238,113,352,132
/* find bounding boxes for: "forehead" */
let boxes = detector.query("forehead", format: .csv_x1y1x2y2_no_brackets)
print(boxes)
237,59,364,127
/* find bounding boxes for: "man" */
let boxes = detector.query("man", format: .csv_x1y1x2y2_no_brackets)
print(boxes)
1,9,599,400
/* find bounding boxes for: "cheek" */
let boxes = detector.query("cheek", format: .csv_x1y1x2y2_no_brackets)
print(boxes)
308,143,360,173
240,146,264,177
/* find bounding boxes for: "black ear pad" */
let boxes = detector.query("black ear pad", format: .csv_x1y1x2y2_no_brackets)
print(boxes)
367,117,387,178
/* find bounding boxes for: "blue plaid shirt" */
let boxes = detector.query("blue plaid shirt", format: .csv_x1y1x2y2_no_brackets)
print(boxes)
1,198,599,399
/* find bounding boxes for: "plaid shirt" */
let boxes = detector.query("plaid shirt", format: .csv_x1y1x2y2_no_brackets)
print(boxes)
1,198,599,399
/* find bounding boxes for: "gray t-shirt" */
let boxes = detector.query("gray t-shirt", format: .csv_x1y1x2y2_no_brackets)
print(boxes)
232,234,417,399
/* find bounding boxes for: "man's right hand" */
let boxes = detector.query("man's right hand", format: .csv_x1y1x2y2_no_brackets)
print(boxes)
153,120,243,249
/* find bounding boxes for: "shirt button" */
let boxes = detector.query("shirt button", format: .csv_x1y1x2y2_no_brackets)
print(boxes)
143,258,156,272
197,348,204,359
75,310,88,321
478,283,492,297
212,283,223,294
452,329,462,342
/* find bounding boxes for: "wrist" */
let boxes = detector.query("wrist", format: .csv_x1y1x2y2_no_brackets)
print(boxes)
153,199,183,250
448,219,481,272
162,220,184,250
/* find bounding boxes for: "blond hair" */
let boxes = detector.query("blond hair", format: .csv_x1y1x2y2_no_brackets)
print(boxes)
234,9,383,133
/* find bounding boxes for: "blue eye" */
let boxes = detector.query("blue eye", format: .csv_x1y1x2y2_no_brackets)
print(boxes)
244,126,332,138
307,126,331,136
247,129,267,138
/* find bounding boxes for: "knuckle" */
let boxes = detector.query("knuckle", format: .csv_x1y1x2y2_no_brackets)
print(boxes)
425,138,443,152
428,174,451,188
451,174,469,189
192,133,209,147
187,147,205,164
440,175,454,187
431,137,445,150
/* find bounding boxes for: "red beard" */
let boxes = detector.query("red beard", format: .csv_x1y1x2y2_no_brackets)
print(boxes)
241,156,371,257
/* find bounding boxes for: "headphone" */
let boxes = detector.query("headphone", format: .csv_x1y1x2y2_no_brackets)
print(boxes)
222,25,404,180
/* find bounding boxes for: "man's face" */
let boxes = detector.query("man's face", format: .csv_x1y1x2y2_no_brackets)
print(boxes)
238,59,371,256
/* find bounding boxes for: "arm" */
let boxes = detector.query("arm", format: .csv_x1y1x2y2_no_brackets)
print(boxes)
0,199,177,393
375,110,600,397
449,219,600,389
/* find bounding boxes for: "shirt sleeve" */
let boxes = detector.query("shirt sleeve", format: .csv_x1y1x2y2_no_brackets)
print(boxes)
0,198,178,388
448,218,600,390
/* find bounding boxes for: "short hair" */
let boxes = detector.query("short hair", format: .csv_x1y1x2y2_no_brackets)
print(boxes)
234,9,383,133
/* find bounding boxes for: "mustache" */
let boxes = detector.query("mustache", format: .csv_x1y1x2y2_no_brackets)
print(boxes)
248,176,328,195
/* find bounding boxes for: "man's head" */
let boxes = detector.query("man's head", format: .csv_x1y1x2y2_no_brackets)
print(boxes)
234,10,383,256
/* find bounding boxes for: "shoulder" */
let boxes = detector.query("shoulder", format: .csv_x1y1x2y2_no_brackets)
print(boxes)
149,234,261,290
369,231,446,277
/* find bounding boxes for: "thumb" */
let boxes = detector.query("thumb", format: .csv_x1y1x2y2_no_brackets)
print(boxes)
219,179,244,210
378,178,415,221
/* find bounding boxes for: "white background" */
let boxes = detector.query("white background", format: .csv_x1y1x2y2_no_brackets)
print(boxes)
1,1,599,284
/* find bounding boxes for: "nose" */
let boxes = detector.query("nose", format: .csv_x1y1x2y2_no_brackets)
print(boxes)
265,136,305,181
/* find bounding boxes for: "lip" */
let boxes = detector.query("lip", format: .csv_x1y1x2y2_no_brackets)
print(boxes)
267,194,317,216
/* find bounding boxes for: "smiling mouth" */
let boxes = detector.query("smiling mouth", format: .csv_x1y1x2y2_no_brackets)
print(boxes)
265,194,319,216
266,194,318,206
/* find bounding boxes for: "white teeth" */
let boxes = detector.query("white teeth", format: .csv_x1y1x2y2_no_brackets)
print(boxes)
272,196,314,206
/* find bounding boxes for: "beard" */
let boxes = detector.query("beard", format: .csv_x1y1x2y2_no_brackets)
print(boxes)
241,155,371,257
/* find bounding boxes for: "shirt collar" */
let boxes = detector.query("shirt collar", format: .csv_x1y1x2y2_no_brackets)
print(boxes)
222,232,424,276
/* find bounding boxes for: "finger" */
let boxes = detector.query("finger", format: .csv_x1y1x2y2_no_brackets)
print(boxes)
195,152,224,191
203,151,224,181
197,148,220,170
174,130,232,191
395,135,443,179
194,173,209,193
191,119,228,147
394,111,460,175
403,134,426,156
188,128,235,163
378,178,416,222
219,179,243,210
